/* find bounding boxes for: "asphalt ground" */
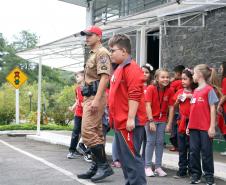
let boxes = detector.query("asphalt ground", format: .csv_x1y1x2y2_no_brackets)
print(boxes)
0,135,225,185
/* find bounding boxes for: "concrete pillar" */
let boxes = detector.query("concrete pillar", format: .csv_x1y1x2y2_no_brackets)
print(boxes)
139,26,146,67
86,0,94,26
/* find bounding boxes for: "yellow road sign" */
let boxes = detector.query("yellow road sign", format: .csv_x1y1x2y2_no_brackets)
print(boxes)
6,67,28,89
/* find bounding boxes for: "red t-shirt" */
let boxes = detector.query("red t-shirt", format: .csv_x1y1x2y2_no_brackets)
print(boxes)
221,78,226,112
145,85,174,122
75,86,83,117
170,79,183,93
173,89,193,133
109,59,147,130
144,84,148,99
173,89,192,118
188,85,215,131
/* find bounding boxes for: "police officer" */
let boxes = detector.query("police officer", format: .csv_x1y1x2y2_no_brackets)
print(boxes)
77,26,113,182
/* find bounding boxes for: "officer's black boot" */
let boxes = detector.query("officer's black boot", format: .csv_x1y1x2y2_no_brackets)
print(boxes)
77,155,97,179
90,144,114,182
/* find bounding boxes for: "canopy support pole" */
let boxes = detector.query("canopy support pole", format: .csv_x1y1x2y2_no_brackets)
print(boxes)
37,56,42,136
140,26,146,67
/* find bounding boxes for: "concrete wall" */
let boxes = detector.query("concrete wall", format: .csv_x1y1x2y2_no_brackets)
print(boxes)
161,7,226,70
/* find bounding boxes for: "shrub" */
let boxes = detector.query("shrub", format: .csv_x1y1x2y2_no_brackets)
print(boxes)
50,85,74,126
0,84,15,125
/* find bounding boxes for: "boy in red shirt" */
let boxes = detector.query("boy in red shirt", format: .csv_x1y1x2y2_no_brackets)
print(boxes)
67,71,88,159
108,34,147,185
169,65,185,151
170,65,185,93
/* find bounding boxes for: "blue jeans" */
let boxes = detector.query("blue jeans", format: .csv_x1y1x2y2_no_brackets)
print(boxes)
145,122,166,168
178,132,190,175
69,116,82,152
112,135,120,161
170,113,179,148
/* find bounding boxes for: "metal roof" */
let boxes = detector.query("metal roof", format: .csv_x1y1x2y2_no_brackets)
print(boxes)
16,0,226,72
59,0,87,7
17,33,85,72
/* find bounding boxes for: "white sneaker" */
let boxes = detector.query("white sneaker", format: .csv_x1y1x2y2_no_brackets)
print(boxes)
67,152,81,159
145,167,155,177
154,167,167,177
220,151,226,156
84,154,92,163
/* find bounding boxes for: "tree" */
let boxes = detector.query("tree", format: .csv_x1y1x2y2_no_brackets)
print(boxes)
12,30,38,51
0,31,75,124
50,85,75,125
11,30,38,73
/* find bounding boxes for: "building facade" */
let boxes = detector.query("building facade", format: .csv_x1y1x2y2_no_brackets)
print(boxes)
61,0,226,71
61,0,226,140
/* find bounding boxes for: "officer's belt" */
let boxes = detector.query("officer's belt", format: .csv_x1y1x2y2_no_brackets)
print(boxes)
81,81,100,97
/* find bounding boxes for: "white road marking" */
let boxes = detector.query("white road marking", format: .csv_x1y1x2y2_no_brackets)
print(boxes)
0,139,96,185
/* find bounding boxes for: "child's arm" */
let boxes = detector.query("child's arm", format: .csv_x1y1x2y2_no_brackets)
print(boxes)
217,95,226,113
124,65,143,131
126,100,139,131
208,104,216,138
69,100,77,112
146,102,156,132
165,106,174,132
174,95,181,107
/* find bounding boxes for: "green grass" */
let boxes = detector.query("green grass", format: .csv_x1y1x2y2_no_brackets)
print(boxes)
0,123,73,131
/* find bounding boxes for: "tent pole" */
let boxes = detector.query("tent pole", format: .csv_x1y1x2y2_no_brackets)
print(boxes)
37,56,42,136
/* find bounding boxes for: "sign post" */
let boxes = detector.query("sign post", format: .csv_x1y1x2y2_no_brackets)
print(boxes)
15,89,19,124
6,67,28,124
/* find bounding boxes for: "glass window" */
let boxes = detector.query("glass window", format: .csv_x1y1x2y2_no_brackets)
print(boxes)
93,0,170,24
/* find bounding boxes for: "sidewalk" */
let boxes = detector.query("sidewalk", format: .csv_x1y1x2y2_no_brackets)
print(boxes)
8,130,226,181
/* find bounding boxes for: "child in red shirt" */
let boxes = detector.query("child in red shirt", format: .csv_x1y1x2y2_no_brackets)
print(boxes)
170,65,185,93
173,68,196,179
217,61,226,155
141,64,154,160
187,64,218,185
169,65,185,151
108,34,147,185
145,69,174,177
67,71,87,159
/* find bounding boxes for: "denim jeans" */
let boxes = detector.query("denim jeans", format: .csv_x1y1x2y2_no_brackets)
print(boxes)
69,116,82,152
112,135,120,161
145,122,166,168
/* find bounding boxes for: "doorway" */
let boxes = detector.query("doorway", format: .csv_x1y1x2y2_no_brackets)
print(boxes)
147,30,159,70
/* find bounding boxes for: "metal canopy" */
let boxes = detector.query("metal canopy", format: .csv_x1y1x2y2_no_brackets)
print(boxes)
16,0,226,73
16,0,226,72
99,0,226,32
17,33,85,72
59,0,87,7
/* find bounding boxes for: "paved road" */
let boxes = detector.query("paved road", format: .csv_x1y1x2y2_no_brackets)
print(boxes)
0,135,225,185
